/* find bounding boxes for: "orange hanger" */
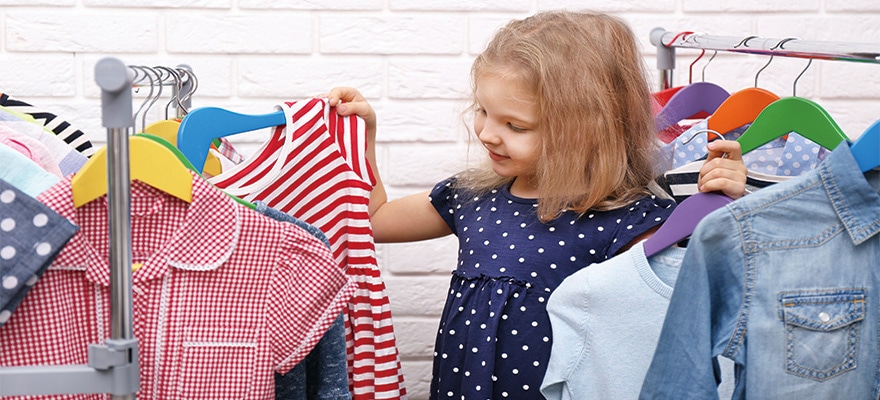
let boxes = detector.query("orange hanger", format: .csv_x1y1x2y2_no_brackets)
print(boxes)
706,87,780,135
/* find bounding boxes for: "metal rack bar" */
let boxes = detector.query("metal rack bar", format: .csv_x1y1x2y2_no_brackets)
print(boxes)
650,28,880,90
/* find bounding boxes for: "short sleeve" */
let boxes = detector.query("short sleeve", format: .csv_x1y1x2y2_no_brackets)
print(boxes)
606,196,676,256
428,176,460,233
271,224,355,374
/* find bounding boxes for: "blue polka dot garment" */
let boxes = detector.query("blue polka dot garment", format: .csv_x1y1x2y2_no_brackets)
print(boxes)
427,177,675,400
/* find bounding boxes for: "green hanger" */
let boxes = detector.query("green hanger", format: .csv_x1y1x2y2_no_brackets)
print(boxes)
137,133,256,210
736,97,849,155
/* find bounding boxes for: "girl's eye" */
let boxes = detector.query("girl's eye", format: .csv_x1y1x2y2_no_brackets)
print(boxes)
507,123,526,133
475,107,486,115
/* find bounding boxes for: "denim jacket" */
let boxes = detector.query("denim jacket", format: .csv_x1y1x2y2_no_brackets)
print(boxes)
640,143,880,399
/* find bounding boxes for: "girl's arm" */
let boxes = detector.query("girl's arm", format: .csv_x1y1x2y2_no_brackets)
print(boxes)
327,87,453,243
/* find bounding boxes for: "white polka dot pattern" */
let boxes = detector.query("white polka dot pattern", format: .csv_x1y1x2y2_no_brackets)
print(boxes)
659,119,828,177
0,179,78,328
427,177,675,398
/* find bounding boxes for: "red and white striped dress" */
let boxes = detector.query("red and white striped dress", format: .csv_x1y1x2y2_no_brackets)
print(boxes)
209,98,407,399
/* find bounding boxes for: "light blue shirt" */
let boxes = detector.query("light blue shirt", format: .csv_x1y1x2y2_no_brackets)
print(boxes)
641,143,880,399
541,242,734,400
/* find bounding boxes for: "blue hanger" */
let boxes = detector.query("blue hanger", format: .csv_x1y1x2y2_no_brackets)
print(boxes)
655,82,730,131
177,107,286,172
736,97,849,155
850,119,880,173
643,192,734,258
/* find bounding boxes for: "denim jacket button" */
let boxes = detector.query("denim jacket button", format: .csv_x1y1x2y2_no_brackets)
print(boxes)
818,312,831,322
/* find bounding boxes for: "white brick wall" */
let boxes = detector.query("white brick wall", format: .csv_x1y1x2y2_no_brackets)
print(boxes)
2,1,879,398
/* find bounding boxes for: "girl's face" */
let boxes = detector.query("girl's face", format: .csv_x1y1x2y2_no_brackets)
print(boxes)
473,72,542,196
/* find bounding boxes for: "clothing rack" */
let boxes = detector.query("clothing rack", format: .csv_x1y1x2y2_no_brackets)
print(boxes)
0,57,140,398
650,28,880,90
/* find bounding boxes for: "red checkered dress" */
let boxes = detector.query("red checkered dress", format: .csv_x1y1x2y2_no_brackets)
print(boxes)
0,173,354,399
208,98,407,399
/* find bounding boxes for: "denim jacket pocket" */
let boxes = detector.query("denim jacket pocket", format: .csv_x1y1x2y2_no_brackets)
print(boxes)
779,289,865,382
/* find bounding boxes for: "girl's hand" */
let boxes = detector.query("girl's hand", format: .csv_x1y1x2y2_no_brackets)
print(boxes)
697,140,748,199
326,87,376,142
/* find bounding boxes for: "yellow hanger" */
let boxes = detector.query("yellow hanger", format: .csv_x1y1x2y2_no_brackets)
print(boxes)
143,120,223,177
71,135,193,207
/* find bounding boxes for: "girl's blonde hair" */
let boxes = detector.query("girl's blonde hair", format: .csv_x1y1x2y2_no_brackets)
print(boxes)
458,10,659,222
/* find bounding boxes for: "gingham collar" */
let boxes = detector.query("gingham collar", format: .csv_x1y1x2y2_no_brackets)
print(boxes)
38,171,240,286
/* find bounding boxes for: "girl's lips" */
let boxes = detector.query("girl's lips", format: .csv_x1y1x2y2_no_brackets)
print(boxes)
487,150,507,161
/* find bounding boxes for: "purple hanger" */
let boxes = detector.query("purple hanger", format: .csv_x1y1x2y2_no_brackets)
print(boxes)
643,192,734,258
655,82,730,132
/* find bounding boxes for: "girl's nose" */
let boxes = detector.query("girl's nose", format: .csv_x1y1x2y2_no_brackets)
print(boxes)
477,121,501,144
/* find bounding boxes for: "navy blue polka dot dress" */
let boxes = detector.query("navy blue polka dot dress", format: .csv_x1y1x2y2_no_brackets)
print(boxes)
427,177,675,400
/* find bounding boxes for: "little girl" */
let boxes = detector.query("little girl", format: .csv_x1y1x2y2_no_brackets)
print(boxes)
329,10,746,400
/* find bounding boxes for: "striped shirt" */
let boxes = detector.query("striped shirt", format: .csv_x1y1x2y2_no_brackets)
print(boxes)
209,98,407,400
0,93,96,158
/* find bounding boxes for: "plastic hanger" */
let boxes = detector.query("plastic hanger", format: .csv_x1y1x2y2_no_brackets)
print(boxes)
655,82,730,132
177,107,286,172
643,192,734,257
71,135,193,207
850,119,880,172
137,133,256,209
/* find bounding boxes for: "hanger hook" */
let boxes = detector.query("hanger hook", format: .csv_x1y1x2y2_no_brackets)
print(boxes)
663,31,694,48
154,66,182,120
140,66,165,133
129,65,156,134
792,58,813,97
176,67,198,116
688,48,706,85
701,50,718,82
733,35,759,49
681,128,726,145
754,37,798,88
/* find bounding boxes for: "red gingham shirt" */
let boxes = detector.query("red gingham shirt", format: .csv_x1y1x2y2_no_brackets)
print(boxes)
0,173,355,399
209,98,407,399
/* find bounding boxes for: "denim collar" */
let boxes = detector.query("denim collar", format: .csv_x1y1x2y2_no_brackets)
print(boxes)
821,142,880,245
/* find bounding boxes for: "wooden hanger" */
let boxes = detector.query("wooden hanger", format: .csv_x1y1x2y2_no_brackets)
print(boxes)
736,97,849,154
850,119,880,173
643,192,733,258
736,56,849,155
655,82,730,131
71,135,193,207
177,107,286,172
143,119,224,176
137,133,256,209
706,87,780,135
